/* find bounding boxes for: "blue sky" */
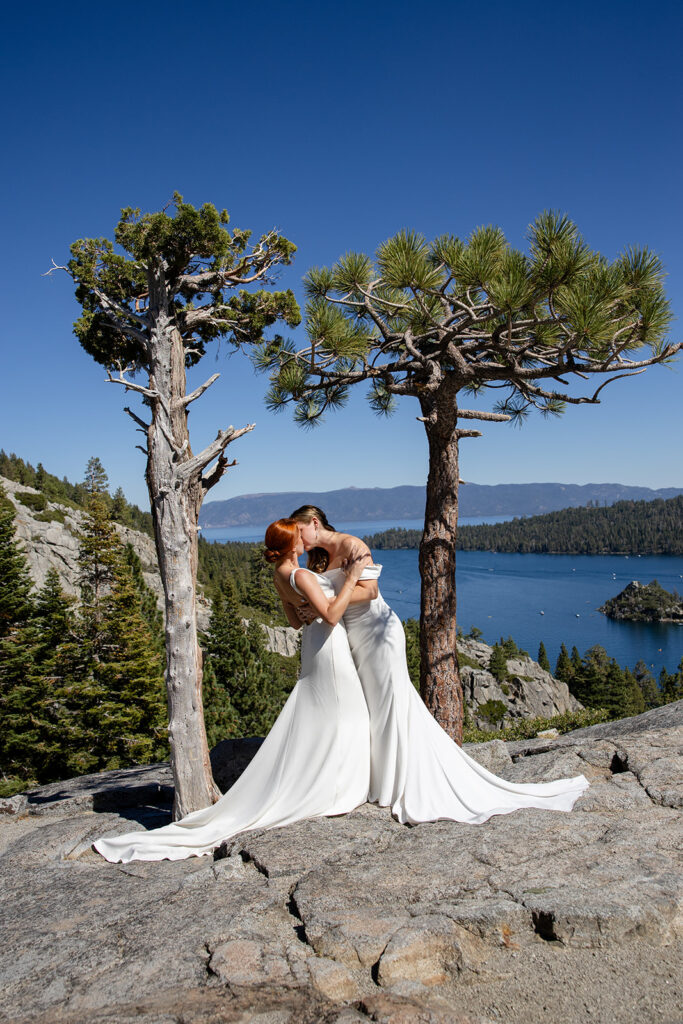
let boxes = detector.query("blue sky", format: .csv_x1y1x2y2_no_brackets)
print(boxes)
1,0,681,508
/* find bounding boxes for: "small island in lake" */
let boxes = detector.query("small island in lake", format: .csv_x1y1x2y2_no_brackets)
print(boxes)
598,579,683,623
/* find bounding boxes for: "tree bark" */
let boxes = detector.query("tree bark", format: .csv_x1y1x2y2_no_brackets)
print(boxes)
145,261,220,819
418,379,463,744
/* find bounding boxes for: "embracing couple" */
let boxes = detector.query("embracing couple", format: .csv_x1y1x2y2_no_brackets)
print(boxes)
94,506,589,864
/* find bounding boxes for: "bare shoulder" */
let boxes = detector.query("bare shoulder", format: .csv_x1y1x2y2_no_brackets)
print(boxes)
338,532,371,556
273,567,290,594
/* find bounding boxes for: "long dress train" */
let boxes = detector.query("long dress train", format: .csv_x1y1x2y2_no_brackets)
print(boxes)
333,565,589,824
93,571,370,863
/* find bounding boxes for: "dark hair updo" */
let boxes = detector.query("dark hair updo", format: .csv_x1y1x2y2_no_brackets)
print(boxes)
289,505,335,573
263,519,299,564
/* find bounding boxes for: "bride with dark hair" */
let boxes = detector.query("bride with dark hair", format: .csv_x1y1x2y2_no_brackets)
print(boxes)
289,504,589,825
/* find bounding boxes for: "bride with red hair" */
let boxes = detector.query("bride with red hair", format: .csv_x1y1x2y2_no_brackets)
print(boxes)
94,518,374,863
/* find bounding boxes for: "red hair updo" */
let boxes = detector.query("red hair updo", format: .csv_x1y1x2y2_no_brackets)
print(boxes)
263,519,300,564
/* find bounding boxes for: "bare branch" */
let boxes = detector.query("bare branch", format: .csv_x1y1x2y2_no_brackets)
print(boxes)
202,453,238,493
176,373,220,409
42,258,70,278
456,429,482,438
123,406,151,430
177,423,255,482
457,409,512,422
106,366,158,399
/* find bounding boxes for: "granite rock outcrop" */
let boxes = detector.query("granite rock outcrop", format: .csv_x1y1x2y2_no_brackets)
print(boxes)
1,701,681,1023
457,637,583,728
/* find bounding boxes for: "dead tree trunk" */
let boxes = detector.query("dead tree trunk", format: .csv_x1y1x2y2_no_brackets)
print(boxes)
145,263,220,819
418,379,463,744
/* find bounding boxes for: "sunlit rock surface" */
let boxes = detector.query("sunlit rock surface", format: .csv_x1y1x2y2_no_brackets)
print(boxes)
1,701,681,1023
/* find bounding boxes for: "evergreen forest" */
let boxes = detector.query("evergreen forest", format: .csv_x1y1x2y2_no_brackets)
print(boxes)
0,457,298,797
1,453,681,796
364,495,683,555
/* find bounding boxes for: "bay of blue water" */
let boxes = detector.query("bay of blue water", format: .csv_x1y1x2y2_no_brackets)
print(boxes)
202,518,683,677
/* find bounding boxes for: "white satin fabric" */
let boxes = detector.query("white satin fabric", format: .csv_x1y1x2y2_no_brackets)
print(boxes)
94,570,370,863
334,564,589,825
94,564,589,864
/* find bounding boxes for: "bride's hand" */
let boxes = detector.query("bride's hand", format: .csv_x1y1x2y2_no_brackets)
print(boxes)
342,547,371,581
295,602,318,625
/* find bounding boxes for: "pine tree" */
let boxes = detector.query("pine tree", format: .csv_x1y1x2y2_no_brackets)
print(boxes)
0,571,75,787
659,666,682,705
122,543,164,650
537,641,551,673
204,579,288,739
0,488,33,637
202,655,239,750
78,490,121,622
488,643,508,683
89,556,168,770
54,493,168,777
554,643,573,684
622,668,646,717
579,646,611,707
501,636,518,658
246,547,281,618
83,456,109,496
0,491,40,789
601,659,629,718
633,660,660,708
110,486,130,525
56,194,300,816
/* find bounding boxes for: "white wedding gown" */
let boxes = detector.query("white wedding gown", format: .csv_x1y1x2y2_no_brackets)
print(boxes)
331,565,589,824
94,566,589,864
94,571,370,863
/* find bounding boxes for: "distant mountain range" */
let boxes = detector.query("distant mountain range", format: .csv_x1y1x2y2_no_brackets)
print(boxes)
199,482,683,528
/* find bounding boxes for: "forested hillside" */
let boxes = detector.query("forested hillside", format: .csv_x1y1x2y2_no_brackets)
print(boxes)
0,457,299,797
0,450,153,536
365,495,683,555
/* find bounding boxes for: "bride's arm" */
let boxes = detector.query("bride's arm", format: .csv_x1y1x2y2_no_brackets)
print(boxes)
347,579,378,604
293,553,369,626
340,537,378,602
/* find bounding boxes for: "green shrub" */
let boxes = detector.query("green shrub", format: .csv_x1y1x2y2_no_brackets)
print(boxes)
0,777,32,798
477,699,507,728
463,706,609,744
16,492,47,512
33,510,65,524
456,649,482,671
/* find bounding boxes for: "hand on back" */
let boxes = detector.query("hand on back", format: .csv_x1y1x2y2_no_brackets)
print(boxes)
342,544,372,581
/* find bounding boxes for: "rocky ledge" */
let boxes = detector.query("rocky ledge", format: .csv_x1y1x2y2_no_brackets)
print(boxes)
1,701,681,1023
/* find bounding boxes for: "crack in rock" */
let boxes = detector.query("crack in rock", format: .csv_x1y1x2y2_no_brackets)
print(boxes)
238,847,270,878
286,887,311,947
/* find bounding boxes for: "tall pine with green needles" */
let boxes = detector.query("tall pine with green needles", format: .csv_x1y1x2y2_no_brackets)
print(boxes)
260,213,680,743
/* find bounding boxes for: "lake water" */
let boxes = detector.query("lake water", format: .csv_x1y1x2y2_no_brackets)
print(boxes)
202,518,683,677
